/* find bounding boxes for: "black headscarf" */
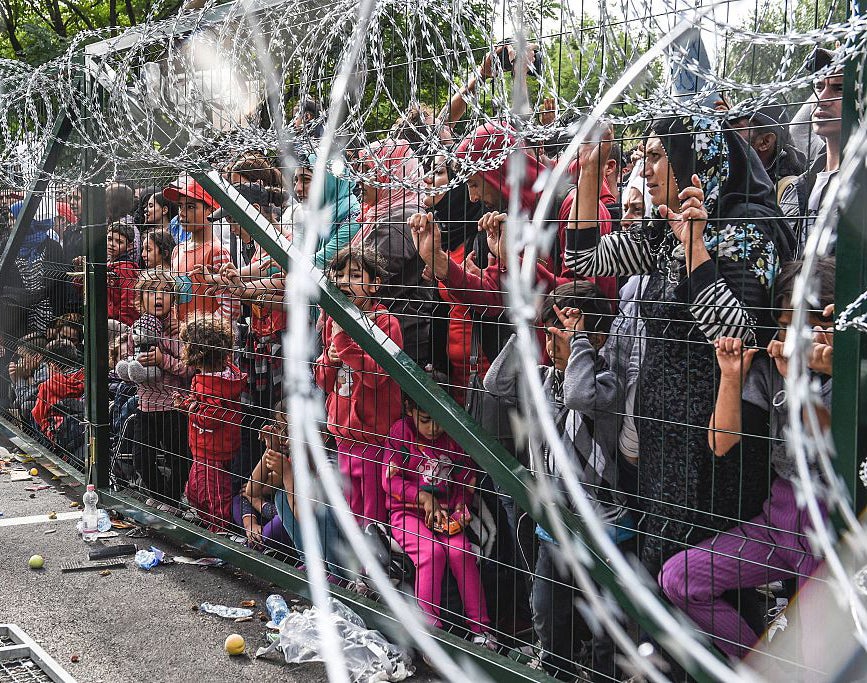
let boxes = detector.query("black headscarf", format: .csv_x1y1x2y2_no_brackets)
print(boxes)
647,115,797,264
431,167,485,252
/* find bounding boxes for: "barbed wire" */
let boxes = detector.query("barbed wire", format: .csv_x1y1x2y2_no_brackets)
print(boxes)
1,0,866,679
0,0,855,191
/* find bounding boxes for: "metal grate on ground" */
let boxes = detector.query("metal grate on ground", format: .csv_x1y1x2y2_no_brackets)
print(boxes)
0,626,76,683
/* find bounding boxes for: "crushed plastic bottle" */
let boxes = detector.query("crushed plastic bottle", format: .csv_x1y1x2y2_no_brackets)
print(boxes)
81,485,99,542
265,594,289,627
134,546,165,570
199,603,254,619
96,509,112,532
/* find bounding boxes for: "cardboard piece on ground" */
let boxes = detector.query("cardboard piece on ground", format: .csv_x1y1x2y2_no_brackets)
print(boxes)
10,470,32,482
41,463,67,479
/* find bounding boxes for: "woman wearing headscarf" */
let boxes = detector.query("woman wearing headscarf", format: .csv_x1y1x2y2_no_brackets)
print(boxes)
352,139,436,368
564,115,796,574
422,153,485,401
291,151,361,271
413,123,604,368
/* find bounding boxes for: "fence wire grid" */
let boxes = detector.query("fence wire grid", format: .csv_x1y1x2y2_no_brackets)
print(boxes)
0,0,864,680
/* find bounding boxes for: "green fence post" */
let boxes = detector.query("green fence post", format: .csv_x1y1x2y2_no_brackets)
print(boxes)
82,68,111,490
831,42,867,518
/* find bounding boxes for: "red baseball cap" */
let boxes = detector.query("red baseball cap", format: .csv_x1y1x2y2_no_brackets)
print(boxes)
54,202,77,224
162,176,220,209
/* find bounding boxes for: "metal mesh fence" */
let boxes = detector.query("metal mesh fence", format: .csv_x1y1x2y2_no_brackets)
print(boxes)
0,0,862,679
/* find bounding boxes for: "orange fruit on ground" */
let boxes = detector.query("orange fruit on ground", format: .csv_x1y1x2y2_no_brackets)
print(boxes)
224,634,245,656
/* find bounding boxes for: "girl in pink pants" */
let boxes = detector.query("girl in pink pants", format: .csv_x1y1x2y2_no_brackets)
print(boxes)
383,402,494,648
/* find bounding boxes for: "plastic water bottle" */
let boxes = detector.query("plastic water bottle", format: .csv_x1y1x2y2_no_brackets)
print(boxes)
81,484,99,541
265,594,288,626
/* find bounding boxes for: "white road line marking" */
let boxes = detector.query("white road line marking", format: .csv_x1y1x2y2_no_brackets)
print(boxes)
0,512,82,527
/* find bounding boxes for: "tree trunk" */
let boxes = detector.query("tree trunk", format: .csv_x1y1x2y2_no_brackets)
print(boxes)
109,0,117,32
48,0,66,37
0,0,23,59
123,0,135,25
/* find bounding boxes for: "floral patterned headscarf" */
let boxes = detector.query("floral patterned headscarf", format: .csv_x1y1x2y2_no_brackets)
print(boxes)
649,115,729,215
643,114,796,285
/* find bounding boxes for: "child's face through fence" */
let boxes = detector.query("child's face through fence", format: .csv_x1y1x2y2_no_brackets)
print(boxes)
545,325,572,371
141,284,173,319
408,405,444,441
107,231,129,261
333,259,380,311
17,349,39,373
293,167,313,203
178,198,210,233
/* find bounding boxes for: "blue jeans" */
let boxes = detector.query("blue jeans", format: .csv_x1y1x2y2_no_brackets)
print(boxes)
274,490,348,580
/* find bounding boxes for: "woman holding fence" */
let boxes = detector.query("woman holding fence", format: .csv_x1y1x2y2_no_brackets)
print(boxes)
564,115,797,575
352,139,436,369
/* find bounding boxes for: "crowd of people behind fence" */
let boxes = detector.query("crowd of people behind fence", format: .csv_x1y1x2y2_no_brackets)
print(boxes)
0,42,845,679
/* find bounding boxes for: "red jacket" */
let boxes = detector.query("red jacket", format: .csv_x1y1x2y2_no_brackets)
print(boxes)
184,364,247,462
556,183,617,300
108,258,140,326
313,304,403,446
31,369,85,439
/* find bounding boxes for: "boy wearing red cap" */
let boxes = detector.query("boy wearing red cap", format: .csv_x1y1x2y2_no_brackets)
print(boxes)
163,175,238,324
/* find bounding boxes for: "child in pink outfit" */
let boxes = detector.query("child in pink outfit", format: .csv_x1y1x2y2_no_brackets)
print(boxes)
383,384,494,646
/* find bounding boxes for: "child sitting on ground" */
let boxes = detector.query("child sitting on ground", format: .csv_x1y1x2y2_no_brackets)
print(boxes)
8,332,48,425
383,371,495,650
176,318,247,530
659,258,835,661
484,280,628,681
117,270,193,505
313,246,403,527
233,406,294,552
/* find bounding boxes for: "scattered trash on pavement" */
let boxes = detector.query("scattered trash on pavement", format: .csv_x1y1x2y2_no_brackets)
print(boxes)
10,469,31,482
199,603,255,619
255,598,414,682
173,556,225,567
60,559,126,573
134,546,165,570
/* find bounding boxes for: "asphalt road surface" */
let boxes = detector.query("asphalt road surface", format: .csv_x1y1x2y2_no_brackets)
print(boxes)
0,448,438,683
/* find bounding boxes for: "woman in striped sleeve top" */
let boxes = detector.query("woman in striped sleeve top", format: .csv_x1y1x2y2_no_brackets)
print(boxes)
564,115,796,574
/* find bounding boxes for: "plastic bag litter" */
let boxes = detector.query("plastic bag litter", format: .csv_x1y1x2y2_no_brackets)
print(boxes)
134,546,165,570
199,603,254,619
255,598,413,682
173,556,226,567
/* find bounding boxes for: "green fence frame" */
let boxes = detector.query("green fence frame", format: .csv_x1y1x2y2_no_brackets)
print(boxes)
832,44,867,518
4,7,865,680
